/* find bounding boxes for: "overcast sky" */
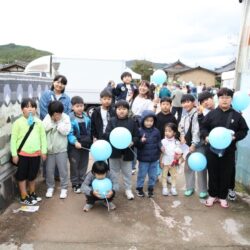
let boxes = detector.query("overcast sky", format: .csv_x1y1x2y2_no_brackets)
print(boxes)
0,0,242,69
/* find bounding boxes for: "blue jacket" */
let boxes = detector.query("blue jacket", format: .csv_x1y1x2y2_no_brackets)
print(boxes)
113,83,137,101
136,110,162,162
39,90,71,120
68,112,92,148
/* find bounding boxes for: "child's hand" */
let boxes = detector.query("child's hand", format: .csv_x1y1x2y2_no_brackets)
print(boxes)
12,156,19,165
160,162,164,169
106,190,113,198
93,190,101,198
189,145,196,153
93,137,97,143
141,134,146,143
161,146,165,153
75,141,82,149
129,142,134,147
41,154,47,161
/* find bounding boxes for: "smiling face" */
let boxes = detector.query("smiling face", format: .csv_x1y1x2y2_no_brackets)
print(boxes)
144,117,154,128
139,82,150,97
201,97,214,110
182,100,195,112
53,77,66,94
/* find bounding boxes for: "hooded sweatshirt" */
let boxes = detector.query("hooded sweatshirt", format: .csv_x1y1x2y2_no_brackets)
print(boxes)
136,110,162,162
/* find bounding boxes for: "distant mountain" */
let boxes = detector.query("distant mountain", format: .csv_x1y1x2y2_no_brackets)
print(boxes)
0,43,52,64
126,60,168,69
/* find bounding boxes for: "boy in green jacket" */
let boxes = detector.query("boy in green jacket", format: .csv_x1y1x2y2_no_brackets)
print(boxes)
11,98,47,205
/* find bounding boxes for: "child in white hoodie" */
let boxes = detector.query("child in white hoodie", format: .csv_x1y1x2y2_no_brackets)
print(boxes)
43,101,71,199
160,123,184,196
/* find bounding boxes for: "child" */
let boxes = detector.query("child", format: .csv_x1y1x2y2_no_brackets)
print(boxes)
201,88,248,208
156,97,177,139
113,72,137,103
91,89,115,140
81,161,118,212
135,110,162,198
179,94,208,199
68,96,92,193
11,98,47,205
160,123,184,196
43,101,71,199
104,100,139,200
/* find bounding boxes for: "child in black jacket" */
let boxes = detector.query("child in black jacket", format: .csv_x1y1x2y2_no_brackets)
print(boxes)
104,100,139,200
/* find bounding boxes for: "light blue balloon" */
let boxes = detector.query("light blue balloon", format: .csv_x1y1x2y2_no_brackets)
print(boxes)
152,70,167,85
188,152,207,172
90,140,112,161
110,127,132,149
92,178,112,198
232,91,250,112
208,127,232,150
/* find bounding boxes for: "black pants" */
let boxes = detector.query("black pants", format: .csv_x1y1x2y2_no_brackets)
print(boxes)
86,192,115,205
171,106,182,124
229,162,236,190
206,148,235,199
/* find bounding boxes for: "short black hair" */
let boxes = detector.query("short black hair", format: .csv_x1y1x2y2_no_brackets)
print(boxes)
181,94,195,103
198,91,213,104
160,97,172,104
51,75,67,93
91,161,109,175
115,100,129,110
121,72,132,80
100,89,112,98
217,87,234,98
71,96,84,105
48,101,64,116
21,98,37,109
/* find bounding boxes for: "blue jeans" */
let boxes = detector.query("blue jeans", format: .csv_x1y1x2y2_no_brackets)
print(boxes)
137,161,158,189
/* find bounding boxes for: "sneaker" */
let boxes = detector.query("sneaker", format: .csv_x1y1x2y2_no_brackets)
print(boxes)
167,176,172,184
199,192,208,199
148,189,154,198
136,188,145,197
46,188,54,198
60,189,68,199
125,189,134,200
104,201,116,210
83,204,93,212
228,189,236,201
132,169,136,175
184,189,194,197
73,185,81,194
162,187,169,196
29,192,42,202
171,187,178,196
20,196,37,205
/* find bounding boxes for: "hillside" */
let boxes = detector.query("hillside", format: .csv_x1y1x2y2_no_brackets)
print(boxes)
0,43,52,64
126,60,168,69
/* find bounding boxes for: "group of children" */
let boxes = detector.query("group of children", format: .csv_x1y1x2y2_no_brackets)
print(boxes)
10,72,249,212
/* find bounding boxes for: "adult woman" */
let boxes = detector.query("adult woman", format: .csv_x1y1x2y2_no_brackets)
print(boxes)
39,75,71,120
131,80,157,119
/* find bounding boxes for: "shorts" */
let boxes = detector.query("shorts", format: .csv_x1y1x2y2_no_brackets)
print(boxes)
15,155,41,181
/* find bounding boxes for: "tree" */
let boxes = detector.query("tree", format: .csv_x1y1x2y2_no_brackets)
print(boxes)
131,60,154,81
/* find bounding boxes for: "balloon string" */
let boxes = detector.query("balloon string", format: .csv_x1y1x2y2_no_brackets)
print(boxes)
81,147,90,151
129,147,137,157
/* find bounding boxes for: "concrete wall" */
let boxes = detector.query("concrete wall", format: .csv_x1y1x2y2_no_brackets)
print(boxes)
0,74,51,211
177,69,216,87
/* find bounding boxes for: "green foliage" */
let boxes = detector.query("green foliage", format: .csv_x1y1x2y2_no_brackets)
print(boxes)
0,43,52,64
131,60,154,81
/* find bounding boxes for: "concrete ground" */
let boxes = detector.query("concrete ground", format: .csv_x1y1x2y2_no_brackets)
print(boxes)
0,159,250,250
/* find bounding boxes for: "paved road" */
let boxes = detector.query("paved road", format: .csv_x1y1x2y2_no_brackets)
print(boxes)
0,160,250,250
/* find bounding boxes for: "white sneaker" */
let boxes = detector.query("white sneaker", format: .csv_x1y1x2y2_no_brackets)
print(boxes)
162,187,169,196
171,187,178,196
125,189,134,200
60,189,68,199
46,188,54,198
